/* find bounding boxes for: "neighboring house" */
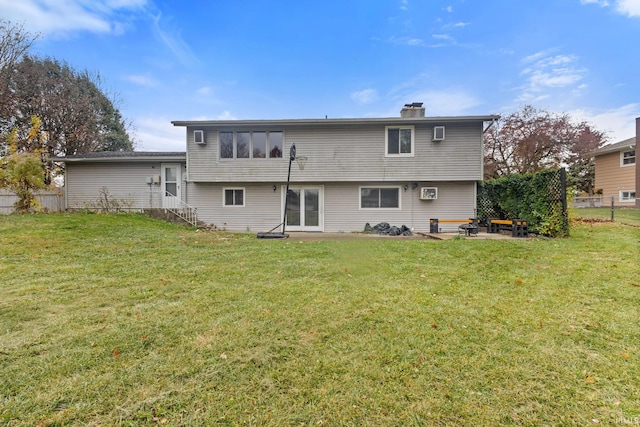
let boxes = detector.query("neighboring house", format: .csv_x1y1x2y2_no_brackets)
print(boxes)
54,104,499,233
592,135,636,206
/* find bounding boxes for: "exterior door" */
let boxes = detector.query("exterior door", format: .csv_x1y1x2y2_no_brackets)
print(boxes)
284,186,323,232
161,163,182,208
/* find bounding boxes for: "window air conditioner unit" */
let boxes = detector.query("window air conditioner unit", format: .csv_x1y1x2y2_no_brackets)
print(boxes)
194,130,205,145
432,126,445,141
420,187,437,200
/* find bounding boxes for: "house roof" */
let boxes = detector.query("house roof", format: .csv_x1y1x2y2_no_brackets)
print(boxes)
50,151,186,162
171,115,500,128
591,137,636,156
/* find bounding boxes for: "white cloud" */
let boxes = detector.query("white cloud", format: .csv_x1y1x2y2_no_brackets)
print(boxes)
580,0,610,6
432,34,453,41
569,104,640,142
390,87,481,116
132,115,184,152
581,0,640,17
150,12,197,66
126,74,158,86
196,86,211,95
388,36,425,46
517,51,586,102
0,0,146,35
616,0,640,16
217,111,236,120
351,88,378,104
400,0,408,10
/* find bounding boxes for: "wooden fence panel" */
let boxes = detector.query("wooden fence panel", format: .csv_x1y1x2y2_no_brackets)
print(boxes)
0,190,64,214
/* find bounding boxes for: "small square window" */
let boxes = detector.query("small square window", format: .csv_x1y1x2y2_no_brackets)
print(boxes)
224,188,245,206
433,126,445,141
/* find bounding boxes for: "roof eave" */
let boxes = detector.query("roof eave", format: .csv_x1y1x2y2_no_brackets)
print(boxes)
171,115,501,127
50,155,186,163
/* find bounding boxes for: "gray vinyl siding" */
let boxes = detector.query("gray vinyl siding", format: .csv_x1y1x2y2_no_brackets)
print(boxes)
65,162,185,210
185,182,283,232
188,180,476,233
186,122,484,183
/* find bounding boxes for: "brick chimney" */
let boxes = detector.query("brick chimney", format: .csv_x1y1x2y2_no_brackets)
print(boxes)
401,102,425,118
636,117,640,208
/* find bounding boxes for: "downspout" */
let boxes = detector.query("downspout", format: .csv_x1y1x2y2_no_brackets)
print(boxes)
63,163,68,211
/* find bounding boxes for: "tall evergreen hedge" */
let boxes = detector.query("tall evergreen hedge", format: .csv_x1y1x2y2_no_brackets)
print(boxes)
477,169,569,237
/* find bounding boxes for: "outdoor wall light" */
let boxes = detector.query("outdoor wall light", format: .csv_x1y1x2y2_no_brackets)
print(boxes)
273,185,277,192
412,182,418,190
404,184,409,191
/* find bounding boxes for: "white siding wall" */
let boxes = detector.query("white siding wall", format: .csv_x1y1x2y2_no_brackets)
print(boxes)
187,181,476,233
186,122,484,183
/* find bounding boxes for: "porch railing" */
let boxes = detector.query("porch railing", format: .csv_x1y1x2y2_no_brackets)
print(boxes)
164,193,199,227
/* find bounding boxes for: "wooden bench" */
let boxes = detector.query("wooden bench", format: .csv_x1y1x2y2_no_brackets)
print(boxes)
430,218,478,236
486,218,529,237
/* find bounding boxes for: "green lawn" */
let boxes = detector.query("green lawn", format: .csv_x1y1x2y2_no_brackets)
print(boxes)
571,206,640,227
1,213,639,426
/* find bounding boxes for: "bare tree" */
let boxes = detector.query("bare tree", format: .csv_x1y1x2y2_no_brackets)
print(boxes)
0,20,39,125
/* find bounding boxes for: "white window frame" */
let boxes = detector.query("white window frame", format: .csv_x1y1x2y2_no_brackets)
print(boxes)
218,130,284,160
193,130,205,144
621,149,635,167
359,186,401,209
223,187,245,207
385,126,415,157
433,126,445,141
619,190,636,203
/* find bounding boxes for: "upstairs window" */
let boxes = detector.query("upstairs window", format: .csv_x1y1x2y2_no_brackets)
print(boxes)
220,132,234,159
622,149,635,166
385,126,414,157
219,131,284,160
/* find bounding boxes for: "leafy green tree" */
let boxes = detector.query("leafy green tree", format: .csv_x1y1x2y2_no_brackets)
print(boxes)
1,19,134,184
0,117,47,212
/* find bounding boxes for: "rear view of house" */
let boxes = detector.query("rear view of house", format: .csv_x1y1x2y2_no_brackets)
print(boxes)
54,104,499,233
172,104,498,233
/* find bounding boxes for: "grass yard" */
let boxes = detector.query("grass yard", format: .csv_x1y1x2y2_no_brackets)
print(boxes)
571,206,640,227
1,213,639,426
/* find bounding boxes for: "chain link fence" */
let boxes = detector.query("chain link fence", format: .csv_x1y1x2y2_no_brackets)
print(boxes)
571,196,640,226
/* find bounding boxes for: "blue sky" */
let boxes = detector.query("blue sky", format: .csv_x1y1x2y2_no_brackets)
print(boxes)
1,0,639,151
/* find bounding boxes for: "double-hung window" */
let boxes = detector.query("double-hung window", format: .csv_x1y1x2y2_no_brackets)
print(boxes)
620,190,635,202
386,126,414,157
622,149,635,166
360,187,400,209
223,188,245,206
219,131,283,159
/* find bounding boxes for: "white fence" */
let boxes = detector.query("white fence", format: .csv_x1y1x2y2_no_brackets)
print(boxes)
0,190,64,214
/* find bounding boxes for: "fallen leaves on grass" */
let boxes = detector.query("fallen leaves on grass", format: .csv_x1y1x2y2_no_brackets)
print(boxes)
113,348,120,359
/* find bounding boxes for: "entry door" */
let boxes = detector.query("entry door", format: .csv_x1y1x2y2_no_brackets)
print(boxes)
161,163,182,208
284,186,323,232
